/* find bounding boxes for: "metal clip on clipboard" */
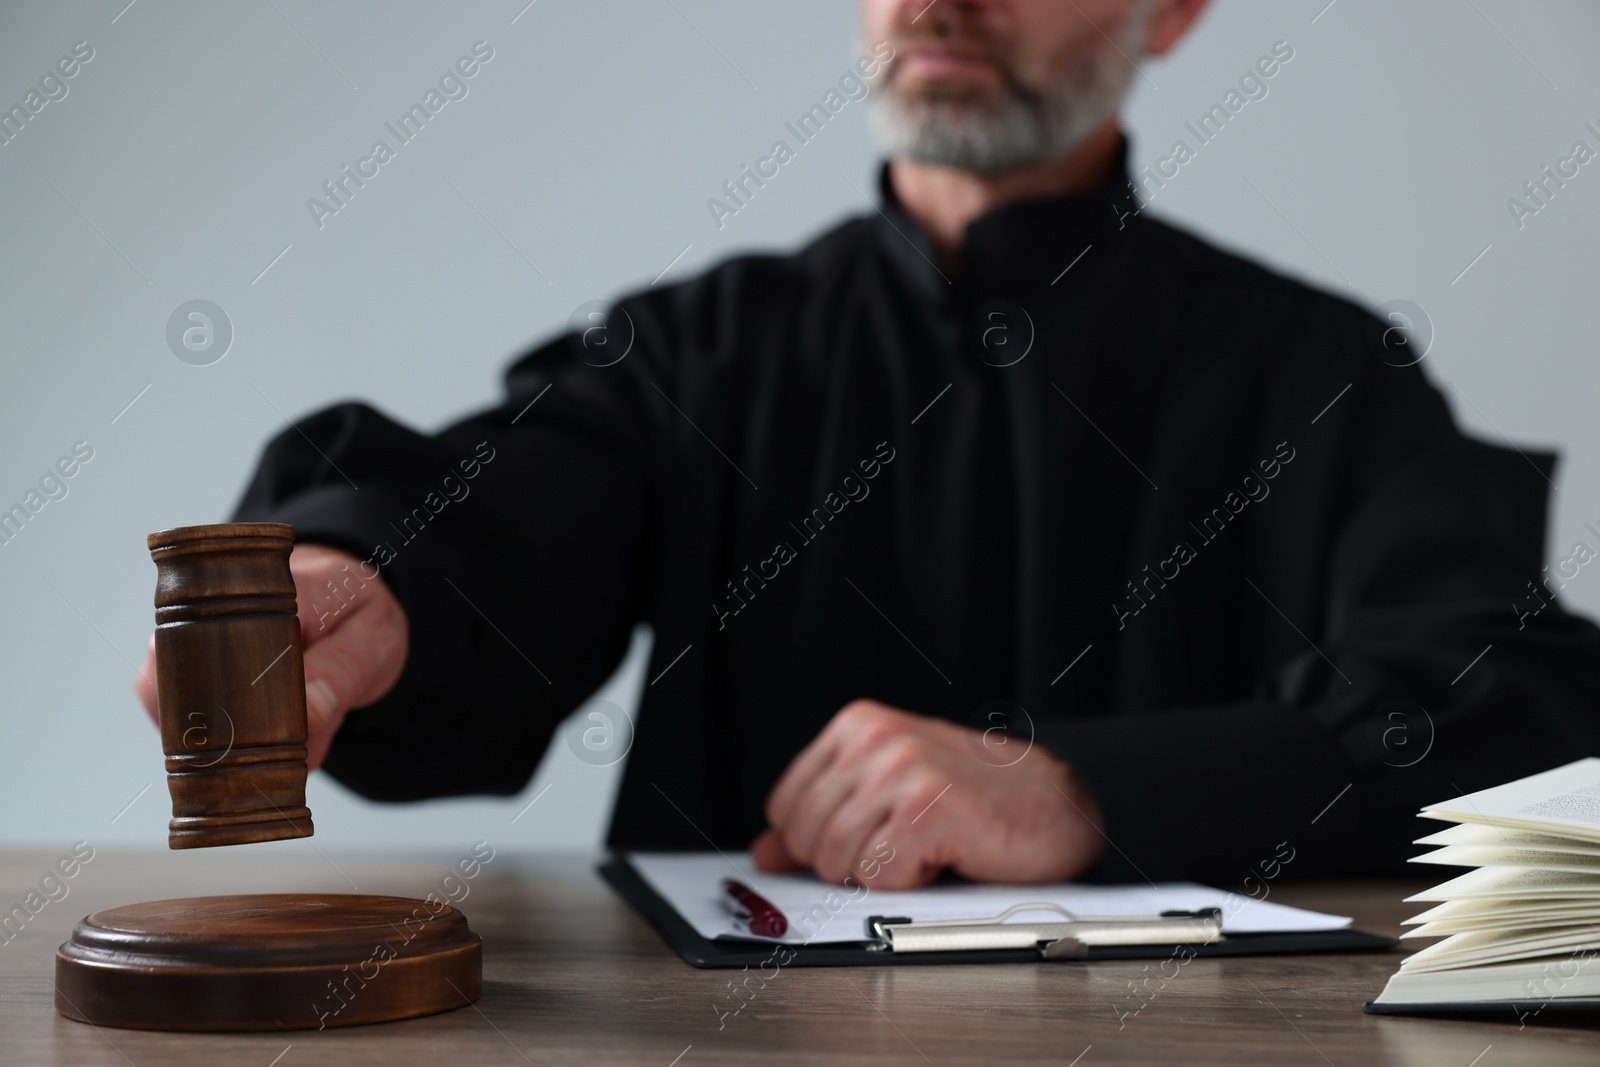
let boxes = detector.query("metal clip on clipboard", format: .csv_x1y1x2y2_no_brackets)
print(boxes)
866,904,1225,959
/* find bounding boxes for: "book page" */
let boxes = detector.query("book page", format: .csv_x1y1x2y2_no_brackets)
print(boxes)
1410,845,1600,873
1404,865,1600,901
1404,897,1600,927
1404,915,1600,938
1375,951,1600,1004
1401,925,1600,973
1422,758,1600,842
1414,823,1600,855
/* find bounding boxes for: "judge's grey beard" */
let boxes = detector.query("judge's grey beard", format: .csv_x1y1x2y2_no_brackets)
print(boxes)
868,4,1150,173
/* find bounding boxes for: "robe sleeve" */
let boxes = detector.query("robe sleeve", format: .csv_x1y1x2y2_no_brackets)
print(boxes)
1040,399,1600,885
230,315,675,801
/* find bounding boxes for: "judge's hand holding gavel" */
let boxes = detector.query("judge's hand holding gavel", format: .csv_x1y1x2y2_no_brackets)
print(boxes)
134,546,1105,887
135,544,409,770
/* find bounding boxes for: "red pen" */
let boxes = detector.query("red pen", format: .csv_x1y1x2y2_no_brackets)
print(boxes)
721,878,788,937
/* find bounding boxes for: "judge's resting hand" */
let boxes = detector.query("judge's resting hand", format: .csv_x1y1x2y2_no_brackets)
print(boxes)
750,699,1106,888
135,544,409,770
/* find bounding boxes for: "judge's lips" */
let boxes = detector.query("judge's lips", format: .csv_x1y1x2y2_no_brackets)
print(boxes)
898,45,1000,80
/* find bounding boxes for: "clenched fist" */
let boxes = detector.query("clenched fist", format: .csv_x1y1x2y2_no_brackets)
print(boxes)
135,544,409,768
751,699,1106,888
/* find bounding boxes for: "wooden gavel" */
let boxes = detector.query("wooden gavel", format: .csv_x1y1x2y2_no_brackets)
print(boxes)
148,522,314,848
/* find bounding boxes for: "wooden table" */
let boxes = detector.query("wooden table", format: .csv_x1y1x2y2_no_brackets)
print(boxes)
2,847,1596,1065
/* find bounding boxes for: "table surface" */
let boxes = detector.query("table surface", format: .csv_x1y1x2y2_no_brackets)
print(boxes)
2,846,1597,1065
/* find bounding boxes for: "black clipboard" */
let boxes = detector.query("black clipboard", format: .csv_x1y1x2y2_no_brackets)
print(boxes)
599,855,1399,969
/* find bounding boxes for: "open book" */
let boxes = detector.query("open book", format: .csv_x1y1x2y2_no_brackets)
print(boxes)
1371,757,1600,1011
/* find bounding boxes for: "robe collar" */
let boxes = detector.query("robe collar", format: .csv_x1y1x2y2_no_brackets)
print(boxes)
872,135,1138,305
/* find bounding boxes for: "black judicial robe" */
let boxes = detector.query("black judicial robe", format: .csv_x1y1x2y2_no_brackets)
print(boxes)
237,157,1600,884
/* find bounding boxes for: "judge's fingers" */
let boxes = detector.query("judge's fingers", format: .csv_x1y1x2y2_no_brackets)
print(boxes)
787,729,940,880
298,581,409,767
749,827,805,873
289,544,373,644
855,770,963,891
843,812,943,891
777,764,861,869
305,722,340,772
764,718,847,829
764,699,898,828
801,734,927,882
809,788,894,885
134,633,159,727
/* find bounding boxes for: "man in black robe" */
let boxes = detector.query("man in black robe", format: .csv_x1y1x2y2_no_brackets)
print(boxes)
138,0,1600,888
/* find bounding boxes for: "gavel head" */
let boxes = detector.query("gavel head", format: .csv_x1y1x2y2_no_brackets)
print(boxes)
148,523,314,848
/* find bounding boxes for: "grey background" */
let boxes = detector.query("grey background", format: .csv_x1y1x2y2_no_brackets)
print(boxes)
1,0,1596,857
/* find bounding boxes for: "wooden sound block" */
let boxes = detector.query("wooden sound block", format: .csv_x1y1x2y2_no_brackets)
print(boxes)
55,894,482,1032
